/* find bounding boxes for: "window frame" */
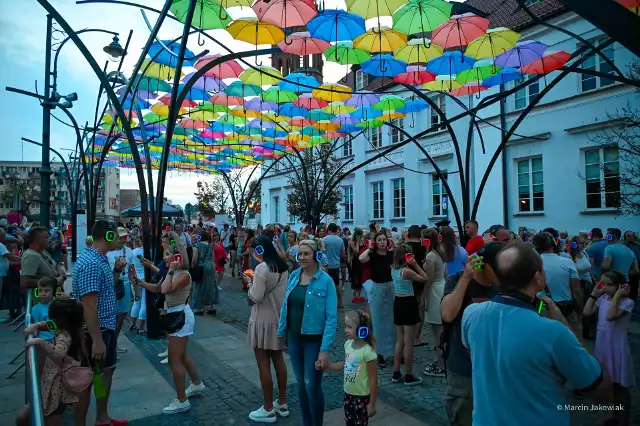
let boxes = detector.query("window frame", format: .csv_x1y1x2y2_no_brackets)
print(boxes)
343,185,354,221
516,157,544,213
392,178,405,218
355,69,366,90
431,173,448,217
370,127,383,149
272,195,280,223
580,39,615,92
342,138,353,157
584,146,620,209
429,96,446,130
372,181,384,219
513,75,540,110
391,118,405,144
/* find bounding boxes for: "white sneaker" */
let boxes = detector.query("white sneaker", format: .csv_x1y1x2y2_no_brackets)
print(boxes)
186,382,206,397
158,350,168,358
160,357,169,364
273,400,290,417
248,406,277,423
163,399,191,414
217,286,223,291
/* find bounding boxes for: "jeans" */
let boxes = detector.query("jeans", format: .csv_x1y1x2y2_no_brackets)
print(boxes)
288,336,324,426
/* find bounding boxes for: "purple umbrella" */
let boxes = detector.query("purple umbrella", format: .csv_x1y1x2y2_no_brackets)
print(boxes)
244,98,278,112
331,115,360,125
247,119,277,129
183,72,227,93
494,41,548,69
116,86,156,100
344,91,380,108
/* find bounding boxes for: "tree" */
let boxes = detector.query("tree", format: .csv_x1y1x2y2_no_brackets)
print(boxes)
245,179,261,212
286,144,344,230
0,174,40,215
589,61,640,215
194,176,230,218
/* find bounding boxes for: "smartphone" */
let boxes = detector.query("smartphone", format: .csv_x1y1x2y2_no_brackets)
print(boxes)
363,240,370,249
405,253,414,263
421,238,430,247
174,254,182,264
136,254,143,261
599,282,605,289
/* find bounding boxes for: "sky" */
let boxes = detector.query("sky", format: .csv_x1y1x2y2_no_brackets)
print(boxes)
0,0,465,208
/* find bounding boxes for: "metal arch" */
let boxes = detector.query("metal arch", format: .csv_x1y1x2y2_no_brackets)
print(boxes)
139,9,209,61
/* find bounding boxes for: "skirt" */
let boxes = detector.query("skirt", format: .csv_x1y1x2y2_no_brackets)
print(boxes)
425,279,445,325
595,330,635,388
247,320,283,351
350,259,363,291
168,304,195,338
394,296,420,326
367,281,396,356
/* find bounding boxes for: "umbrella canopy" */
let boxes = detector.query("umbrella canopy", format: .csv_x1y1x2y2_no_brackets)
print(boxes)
148,40,197,67
431,13,490,48
278,73,319,92
194,54,243,79
122,201,184,218
520,51,571,75
132,75,172,93
312,83,352,102
482,68,524,87
495,40,548,69
465,27,521,59
423,76,463,91
182,72,227,92
239,66,284,86
277,32,331,55
344,91,381,108
170,0,231,30
227,18,285,45
393,65,436,84
426,51,475,75
261,87,298,103
323,42,371,65
252,0,318,28
392,0,453,35
293,93,329,109
361,54,407,77
353,27,408,53
306,9,366,42
346,0,406,19
394,39,444,63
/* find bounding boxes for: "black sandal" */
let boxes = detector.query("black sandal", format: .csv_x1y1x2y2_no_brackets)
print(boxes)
377,355,387,369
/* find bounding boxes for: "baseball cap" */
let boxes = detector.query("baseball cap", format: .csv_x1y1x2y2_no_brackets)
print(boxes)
477,242,504,270
117,227,130,237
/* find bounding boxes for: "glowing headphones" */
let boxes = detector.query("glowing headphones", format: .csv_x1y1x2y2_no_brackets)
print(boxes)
607,233,614,241
11,229,17,235
355,310,369,339
571,241,578,249
165,226,172,231
316,251,325,263
438,235,443,242
105,231,116,242
197,235,202,242
254,245,265,256
170,239,177,246
88,236,94,243
421,238,431,247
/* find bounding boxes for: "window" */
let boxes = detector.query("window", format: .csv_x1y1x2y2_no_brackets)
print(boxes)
370,127,383,148
392,178,405,218
342,138,353,157
391,118,405,144
581,40,615,92
343,186,354,220
372,182,384,219
355,69,366,90
514,75,540,110
272,196,280,223
585,147,620,209
272,159,280,172
432,173,448,216
517,157,544,212
430,96,446,129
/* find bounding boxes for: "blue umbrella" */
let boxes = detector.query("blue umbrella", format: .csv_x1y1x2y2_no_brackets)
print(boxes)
278,73,319,93
350,106,382,120
362,54,407,77
148,40,196,67
277,103,309,117
247,119,276,129
482,68,525,88
122,98,151,110
176,84,210,101
263,129,287,138
339,124,361,133
426,51,475,76
307,10,366,42
398,99,428,113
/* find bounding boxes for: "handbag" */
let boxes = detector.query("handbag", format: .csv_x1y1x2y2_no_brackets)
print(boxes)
155,276,189,334
114,279,125,300
62,363,93,393
248,272,283,307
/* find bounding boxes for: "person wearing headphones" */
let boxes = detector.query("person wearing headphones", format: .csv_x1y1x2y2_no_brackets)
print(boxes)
277,239,337,426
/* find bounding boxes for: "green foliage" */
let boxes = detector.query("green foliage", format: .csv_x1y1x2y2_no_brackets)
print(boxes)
194,176,230,218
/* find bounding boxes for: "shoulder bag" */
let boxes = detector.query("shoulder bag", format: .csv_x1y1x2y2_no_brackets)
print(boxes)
63,362,93,393
190,244,208,282
248,272,283,307
157,273,190,334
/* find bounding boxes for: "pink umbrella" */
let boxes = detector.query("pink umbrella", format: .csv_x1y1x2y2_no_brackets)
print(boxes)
253,146,266,154
209,93,244,106
519,51,571,75
195,54,244,79
277,32,331,55
179,119,209,129
450,83,487,97
157,94,197,108
431,13,489,49
198,129,225,140
294,93,328,109
393,65,436,85
252,0,318,28
289,117,317,127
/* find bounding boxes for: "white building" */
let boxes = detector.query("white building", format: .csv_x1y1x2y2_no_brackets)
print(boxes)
260,1,640,235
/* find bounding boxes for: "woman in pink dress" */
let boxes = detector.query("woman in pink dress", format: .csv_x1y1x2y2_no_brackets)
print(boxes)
583,270,634,426
212,232,227,289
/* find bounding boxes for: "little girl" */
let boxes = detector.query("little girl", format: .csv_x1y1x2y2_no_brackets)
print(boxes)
16,297,86,426
583,271,634,426
319,310,378,425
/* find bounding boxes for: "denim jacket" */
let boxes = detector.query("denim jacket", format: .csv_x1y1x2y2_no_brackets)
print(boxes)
277,267,338,352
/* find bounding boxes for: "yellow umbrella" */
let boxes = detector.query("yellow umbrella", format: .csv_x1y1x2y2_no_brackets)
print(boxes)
465,28,520,60
188,109,217,121
227,18,285,45
379,112,406,121
353,27,407,53
312,83,352,102
262,113,291,123
150,103,187,117
230,108,262,118
394,39,444,63
346,0,406,20
313,121,341,131
422,76,462,91
239,66,284,86
141,59,182,80
322,102,356,115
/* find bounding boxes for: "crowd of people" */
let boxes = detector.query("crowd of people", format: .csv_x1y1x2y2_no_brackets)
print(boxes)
2,216,639,426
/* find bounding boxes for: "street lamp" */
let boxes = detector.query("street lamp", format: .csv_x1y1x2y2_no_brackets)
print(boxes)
103,35,126,62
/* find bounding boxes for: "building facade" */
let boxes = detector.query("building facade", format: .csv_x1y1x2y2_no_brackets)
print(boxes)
119,188,140,215
260,2,640,235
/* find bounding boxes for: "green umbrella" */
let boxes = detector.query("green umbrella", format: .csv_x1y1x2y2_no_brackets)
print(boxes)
301,126,325,137
323,42,371,65
261,87,298,104
173,126,199,138
392,0,453,35
373,94,406,111
143,112,169,125
356,119,384,129
133,75,172,92
456,65,502,84
224,81,263,97
217,114,247,126
308,110,334,121
171,0,231,30
192,101,229,114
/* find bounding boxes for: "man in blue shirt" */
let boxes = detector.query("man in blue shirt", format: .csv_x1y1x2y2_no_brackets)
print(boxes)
72,220,127,426
587,228,608,279
323,223,345,309
602,228,639,281
462,242,612,426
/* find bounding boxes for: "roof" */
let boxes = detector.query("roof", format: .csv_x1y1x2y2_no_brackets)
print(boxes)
464,0,569,31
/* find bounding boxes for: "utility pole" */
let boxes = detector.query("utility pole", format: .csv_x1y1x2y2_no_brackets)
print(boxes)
40,14,53,228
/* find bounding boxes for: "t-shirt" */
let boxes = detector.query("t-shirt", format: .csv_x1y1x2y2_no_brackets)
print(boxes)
604,244,637,280
406,241,427,291
132,247,145,280
221,228,232,247
369,251,393,283
587,240,608,278
539,253,578,302
323,234,344,269
0,242,9,277
442,273,497,377
287,284,322,342
465,235,484,255
446,246,468,276
20,249,57,281
573,253,592,281
106,246,136,287
31,302,54,341
343,340,377,396
462,297,603,426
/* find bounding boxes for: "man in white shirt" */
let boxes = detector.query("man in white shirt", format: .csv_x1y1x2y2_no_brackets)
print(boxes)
106,227,136,353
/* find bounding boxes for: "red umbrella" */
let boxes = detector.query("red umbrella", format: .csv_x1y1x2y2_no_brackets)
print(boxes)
293,93,328,109
277,32,331,55
450,83,487,97
290,117,317,127
252,0,318,28
209,93,244,106
393,65,436,85
157,94,197,108
520,51,571,75
195,54,243,79
617,0,640,13
431,13,489,49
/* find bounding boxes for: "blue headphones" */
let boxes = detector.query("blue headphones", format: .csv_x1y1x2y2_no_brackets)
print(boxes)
254,245,264,256
607,234,614,241
316,251,325,263
571,241,578,249
355,310,369,339
197,235,202,242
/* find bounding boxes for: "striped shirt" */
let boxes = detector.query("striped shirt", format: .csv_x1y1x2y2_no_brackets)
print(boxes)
72,247,117,330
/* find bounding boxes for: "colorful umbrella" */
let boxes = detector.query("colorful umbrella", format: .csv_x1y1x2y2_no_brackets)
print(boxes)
141,59,181,80
244,98,278,112
239,66,284,86
277,103,309,117
157,94,197,108
519,51,571,75
132,75,171,93
398,98,428,113
426,51,475,75
224,81,263,97
494,40,548,69
346,0,406,20
354,27,408,53
150,103,187,117
361,54,407,77
392,0,452,35
456,62,501,84
148,40,197,67
323,42,371,65
261,87,298,103
182,72,227,92
394,39,444,63
170,0,231,30
294,93,329,109
356,119,384,129
431,13,490,49
449,83,487,97
306,9,366,42
227,18,285,45
312,83,352,102
252,0,318,28
423,76,462,91
482,68,524,88
393,65,436,84
465,27,521,60
278,73,319,93
277,32,331,55
344,91,381,108
373,94,406,111
194,54,243,79
209,93,244,106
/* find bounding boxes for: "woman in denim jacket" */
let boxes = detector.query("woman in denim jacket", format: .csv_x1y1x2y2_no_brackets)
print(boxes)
277,239,338,426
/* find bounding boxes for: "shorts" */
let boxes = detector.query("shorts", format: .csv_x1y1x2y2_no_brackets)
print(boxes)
168,304,195,338
328,268,340,287
344,393,370,426
117,281,131,314
51,403,69,416
394,296,420,326
443,372,473,426
83,329,117,370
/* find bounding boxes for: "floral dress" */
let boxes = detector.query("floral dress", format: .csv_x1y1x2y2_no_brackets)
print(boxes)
40,331,80,415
